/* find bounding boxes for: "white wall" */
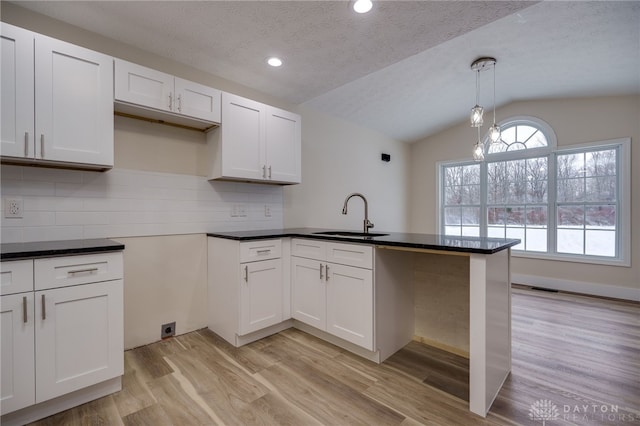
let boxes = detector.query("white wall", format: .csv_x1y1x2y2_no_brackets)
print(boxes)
284,107,410,232
410,95,640,299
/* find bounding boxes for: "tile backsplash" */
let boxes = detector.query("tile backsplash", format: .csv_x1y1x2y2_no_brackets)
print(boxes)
0,165,283,243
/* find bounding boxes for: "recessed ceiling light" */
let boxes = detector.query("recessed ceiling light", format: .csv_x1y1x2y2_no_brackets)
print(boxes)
267,57,283,67
353,0,373,14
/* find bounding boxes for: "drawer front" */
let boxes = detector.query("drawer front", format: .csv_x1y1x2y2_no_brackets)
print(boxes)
34,252,123,291
291,238,326,260
326,242,373,269
239,239,281,263
0,260,33,295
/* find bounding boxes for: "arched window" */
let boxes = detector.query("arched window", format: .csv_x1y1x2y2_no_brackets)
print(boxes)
485,116,556,155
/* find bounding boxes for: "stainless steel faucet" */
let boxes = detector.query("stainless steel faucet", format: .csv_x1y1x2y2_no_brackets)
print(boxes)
342,193,374,233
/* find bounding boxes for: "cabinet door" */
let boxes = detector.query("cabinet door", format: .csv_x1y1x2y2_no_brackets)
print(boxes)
35,280,123,403
291,257,326,330
1,23,34,159
1,293,35,415
35,35,114,167
220,92,265,180
326,263,373,350
114,59,174,113
239,259,283,335
266,106,301,183
175,77,221,123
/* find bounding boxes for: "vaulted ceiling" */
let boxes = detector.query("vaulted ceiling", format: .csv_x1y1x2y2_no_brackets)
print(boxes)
10,1,640,142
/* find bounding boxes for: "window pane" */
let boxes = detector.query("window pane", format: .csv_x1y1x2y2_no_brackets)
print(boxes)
526,131,548,149
585,176,616,202
557,153,585,179
557,178,584,202
585,205,616,228
444,207,461,225
527,206,547,226
517,125,537,143
445,186,462,205
461,226,480,237
445,226,461,236
506,227,525,250
488,227,505,238
461,207,480,225
557,229,583,254
445,166,462,186
526,228,547,252
462,185,481,204
558,206,584,226
505,206,525,226
585,230,615,257
488,207,505,225
527,180,547,203
586,149,616,176
463,165,480,185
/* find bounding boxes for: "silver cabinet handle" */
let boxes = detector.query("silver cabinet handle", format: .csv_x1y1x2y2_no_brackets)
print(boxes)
177,94,182,112
320,263,324,280
256,249,271,255
41,294,46,320
168,92,173,109
40,134,45,158
268,166,272,179
23,296,28,323
262,165,267,179
244,265,248,282
68,267,99,275
24,132,29,157
325,265,330,281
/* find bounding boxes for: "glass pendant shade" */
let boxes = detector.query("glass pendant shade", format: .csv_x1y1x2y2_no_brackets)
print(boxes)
473,141,485,161
488,123,501,143
470,105,484,127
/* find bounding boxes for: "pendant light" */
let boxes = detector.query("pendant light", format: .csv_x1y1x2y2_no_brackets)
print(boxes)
470,57,498,160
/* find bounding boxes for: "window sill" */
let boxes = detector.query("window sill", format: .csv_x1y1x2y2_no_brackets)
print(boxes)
511,250,630,267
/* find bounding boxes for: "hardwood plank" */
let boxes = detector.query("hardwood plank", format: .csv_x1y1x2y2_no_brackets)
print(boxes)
122,404,172,426
112,352,157,418
146,374,219,425
31,395,124,426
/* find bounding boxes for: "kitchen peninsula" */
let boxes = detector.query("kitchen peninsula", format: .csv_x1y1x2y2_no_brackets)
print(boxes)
208,228,519,417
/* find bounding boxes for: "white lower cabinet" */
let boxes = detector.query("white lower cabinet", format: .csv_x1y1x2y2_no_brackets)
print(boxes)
239,258,283,336
35,280,123,403
208,237,289,346
0,292,35,414
291,239,374,351
0,252,124,423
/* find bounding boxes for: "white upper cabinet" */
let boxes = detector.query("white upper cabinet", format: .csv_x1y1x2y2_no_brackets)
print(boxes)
208,92,301,185
1,24,34,159
0,23,114,169
114,59,221,129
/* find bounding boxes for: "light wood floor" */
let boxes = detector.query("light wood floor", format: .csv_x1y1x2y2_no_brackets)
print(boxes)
30,288,639,425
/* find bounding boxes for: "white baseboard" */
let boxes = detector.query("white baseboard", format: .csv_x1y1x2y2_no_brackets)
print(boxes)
512,273,640,301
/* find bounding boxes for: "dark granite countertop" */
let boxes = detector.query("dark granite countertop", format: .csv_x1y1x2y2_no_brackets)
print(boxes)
207,228,520,254
1,238,125,260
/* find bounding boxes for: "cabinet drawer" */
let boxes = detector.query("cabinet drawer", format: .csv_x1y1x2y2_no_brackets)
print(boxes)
291,238,326,260
239,240,281,263
326,242,372,269
1,260,33,295
34,252,123,291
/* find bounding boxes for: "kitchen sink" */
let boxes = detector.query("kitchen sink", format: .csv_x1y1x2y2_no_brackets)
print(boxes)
313,231,389,237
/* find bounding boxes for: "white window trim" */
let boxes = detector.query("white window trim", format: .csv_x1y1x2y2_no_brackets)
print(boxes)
437,133,631,267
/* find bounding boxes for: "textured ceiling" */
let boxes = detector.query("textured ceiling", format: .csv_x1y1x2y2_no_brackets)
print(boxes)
10,1,640,143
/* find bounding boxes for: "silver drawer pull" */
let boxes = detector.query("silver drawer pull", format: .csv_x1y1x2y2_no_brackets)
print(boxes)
40,134,45,158
68,267,99,275
325,265,330,281
320,263,324,280
24,132,29,156
256,249,271,255
41,294,46,320
244,265,249,282
23,296,28,323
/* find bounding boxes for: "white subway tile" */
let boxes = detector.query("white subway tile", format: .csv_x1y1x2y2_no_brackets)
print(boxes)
1,227,23,243
23,226,83,242
56,211,110,226
22,167,82,184
0,165,23,181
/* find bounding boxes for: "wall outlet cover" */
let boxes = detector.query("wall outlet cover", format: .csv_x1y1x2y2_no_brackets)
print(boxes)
4,198,23,218
161,321,176,339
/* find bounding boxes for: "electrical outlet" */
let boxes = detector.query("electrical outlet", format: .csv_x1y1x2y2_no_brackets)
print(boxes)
161,321,176,339
4,198,23,218
238,204,247,217
264,205,272,217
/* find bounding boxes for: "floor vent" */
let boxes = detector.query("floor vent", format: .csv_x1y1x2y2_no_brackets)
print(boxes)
530,287,559,293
